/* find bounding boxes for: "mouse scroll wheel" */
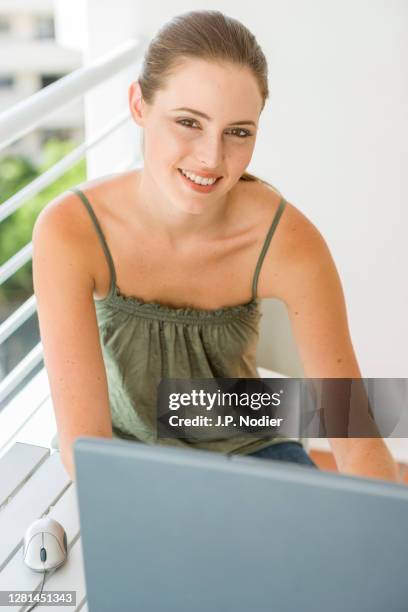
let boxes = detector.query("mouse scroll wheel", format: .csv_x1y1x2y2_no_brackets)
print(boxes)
40,547,47,562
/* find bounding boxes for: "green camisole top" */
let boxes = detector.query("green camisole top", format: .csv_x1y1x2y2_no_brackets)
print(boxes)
71,187,297,456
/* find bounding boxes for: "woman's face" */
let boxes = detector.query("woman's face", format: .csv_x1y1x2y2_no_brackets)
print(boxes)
129,58,264,214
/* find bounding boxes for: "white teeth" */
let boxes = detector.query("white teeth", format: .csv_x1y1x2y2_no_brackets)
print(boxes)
180,169,218,186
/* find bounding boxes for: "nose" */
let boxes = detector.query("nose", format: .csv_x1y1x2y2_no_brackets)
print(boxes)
195,133,224,170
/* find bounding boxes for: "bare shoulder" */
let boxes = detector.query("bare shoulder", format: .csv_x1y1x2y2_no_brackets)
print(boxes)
255,180,323,255
248,181,331,300
34,171,122,235
33,172,128,272
34,188,88,241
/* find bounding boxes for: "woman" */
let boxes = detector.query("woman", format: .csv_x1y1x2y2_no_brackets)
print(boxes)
32,10,399,482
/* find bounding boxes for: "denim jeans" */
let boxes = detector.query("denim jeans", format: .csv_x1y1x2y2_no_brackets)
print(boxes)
248,441,319,469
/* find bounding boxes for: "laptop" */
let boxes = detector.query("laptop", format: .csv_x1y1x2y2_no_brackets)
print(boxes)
74,437,408,612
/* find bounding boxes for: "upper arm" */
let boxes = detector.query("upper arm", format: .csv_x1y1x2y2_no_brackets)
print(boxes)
32,193,113,465
260,199,398,474
265,201,362,379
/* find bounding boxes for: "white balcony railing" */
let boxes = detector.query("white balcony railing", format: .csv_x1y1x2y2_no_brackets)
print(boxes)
0,37,144,454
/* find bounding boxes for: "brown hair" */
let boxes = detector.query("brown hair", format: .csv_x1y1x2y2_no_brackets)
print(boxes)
137,9,277,189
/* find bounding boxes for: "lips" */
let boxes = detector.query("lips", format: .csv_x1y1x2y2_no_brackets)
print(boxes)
178,168,222,181
177,168,223,193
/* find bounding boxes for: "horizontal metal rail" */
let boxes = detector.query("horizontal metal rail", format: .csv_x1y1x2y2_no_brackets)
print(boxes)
0,244,33,286
0,38,143,151
0,109,132,224
0,342,43,405
0,295,37,346
0,39,144,408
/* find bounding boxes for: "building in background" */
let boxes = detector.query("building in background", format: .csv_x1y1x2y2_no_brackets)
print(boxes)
0,0,84,161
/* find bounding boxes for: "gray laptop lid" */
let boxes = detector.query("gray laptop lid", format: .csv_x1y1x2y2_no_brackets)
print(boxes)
74,437,408,612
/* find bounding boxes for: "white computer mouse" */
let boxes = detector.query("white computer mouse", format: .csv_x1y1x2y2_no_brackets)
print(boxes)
23,517,67,572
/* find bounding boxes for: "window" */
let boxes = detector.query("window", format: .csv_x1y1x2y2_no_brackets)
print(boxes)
0,75,14,89
35,16,55,40
40,74,65,89
0,17,10,34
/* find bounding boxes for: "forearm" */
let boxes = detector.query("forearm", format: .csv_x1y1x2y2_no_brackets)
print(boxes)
329,438,401,483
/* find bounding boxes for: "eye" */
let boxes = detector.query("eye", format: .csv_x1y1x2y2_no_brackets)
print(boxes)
227,127,252,139
177,118,200,129
176,119,252,138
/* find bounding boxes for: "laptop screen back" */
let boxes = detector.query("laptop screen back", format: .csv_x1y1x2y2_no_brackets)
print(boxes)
74,437,408,612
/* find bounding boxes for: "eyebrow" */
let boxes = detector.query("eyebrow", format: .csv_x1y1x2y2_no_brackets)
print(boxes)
171,107,257,127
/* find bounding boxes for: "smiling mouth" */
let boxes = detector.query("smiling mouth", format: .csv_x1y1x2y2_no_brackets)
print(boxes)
177,168,223,183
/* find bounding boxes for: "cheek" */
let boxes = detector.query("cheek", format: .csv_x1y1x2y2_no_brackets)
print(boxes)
228,144,254,170
165,132,196,167
145,125,186,163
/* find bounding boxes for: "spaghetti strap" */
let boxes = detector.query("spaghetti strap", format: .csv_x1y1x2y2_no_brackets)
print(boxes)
70,187,117,298
251,197,287,300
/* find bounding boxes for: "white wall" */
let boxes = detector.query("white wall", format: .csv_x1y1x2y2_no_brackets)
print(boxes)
252,0,408,379
59,0,407,377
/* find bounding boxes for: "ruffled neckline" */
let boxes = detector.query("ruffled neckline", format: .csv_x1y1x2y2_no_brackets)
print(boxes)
95,284,261,323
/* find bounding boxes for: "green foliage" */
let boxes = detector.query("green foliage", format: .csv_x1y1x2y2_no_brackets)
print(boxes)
0,139,86,302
